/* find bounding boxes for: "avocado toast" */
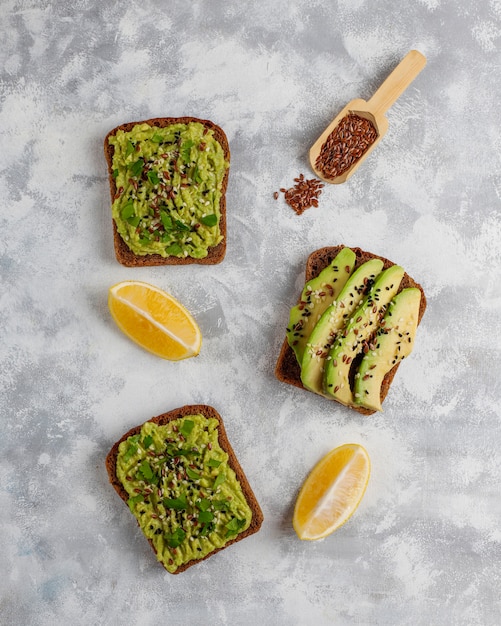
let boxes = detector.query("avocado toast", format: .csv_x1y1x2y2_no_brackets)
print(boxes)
275,245,427,414
106,405,263,574
104,117,230,266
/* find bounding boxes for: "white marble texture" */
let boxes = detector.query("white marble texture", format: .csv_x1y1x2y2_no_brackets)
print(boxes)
1,1,501,624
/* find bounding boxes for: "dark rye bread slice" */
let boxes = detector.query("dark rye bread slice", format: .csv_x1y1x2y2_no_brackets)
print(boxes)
275,245,427,415
104,117,229,266
105,404,263,574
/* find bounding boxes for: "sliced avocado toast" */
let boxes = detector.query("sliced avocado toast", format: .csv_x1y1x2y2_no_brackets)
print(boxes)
354,287,422,411
323,264,405,406
286,247,356,364
300,258,384,395
275,246,427,414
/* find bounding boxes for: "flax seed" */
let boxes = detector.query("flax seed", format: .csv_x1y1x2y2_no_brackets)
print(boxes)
276,174,324,215
315,113,377,180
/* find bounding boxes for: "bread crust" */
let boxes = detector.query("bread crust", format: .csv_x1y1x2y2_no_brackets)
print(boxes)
104,117,230,266
105,404,263,574
275,245,427,415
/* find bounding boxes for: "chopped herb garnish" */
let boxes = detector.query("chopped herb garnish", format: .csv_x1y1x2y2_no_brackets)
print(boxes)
207,459,221,468
143,435,153,449
112,168,119,179
120,200,135,221
147,170,161,185
197,498,211,512
163,495,187,510
165,243,183,256
186,467,201,481
198,510,214,523
164,444,197,459
199,523,212,537
125,140,135,157
213,473,226,489
165,527,186,549
225,518,246,536
127,494,144,512
160,211,173,230
123,435,140,462
180,139,195,163
123,443,138,462
192,165,203,184
213,498,230,511
200,214,218,227
138,460,154,481
175,219,190,232
130,158,144,177
127,215,141,227
180,419,194,438
151,132,164,143
181,448,199,458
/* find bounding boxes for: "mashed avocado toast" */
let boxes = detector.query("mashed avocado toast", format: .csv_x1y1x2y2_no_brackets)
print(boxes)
106,405,263,574
104,117,230,266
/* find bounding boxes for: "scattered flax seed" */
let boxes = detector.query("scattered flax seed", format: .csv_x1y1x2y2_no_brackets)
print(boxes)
315,113,378,180
274,174,324,215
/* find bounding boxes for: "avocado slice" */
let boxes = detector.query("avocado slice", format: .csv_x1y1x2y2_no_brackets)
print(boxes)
300,258,384,395
323,264,405,406
286,247,356,365
354,288,421,411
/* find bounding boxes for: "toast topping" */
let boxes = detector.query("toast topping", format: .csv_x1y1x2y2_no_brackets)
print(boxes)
116,415,252,573
109,121,228,259
323,264,405,406
287,247,356,365
300,257,384,397
354,288,421,411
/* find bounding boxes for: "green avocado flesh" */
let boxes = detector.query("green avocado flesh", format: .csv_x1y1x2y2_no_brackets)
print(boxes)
324,264,405,406
354,288,421,411
300,258,384,395
116,415,252,573
286,248,356,364
285,248,421,411
109,122,228,258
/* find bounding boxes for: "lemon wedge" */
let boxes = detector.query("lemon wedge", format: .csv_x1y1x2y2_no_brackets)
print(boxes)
108,281,202,361
293,443,370,540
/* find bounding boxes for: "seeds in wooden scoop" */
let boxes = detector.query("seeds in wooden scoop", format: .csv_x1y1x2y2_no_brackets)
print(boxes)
315,113,378,180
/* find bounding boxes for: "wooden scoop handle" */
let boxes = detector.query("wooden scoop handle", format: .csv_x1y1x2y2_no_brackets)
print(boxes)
368,50,426,118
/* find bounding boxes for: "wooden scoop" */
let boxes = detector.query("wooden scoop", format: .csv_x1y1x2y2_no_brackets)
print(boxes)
310,50,427,184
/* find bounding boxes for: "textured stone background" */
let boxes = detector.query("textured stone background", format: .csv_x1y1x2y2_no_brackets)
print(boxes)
1,1,501,624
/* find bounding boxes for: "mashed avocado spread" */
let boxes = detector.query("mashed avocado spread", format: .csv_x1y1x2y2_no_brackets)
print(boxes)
109,122,228,259
116,415,252,573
